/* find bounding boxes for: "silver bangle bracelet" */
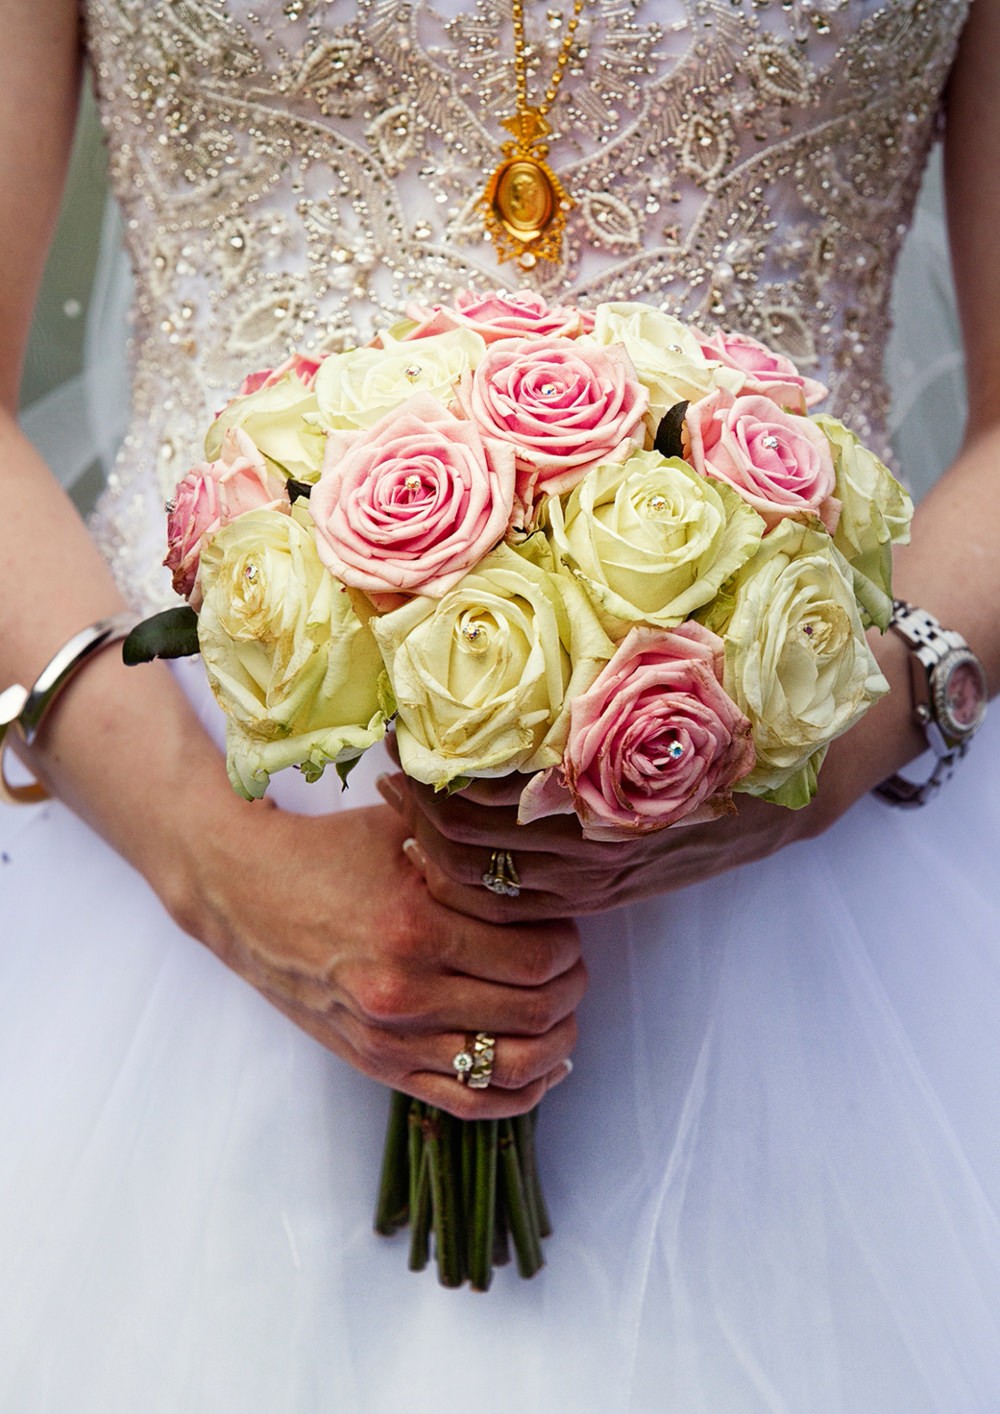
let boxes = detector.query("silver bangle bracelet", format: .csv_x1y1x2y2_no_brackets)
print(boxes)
0,612,138,806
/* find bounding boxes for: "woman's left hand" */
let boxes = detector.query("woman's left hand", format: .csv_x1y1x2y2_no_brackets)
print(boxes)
376,607,935,923
377,768,815,922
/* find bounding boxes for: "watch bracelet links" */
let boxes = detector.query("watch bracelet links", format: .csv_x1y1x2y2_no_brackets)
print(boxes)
0,612,138,806
873,599,988,809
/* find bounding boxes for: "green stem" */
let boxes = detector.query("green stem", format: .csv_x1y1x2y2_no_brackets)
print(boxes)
424,1109,465,1287
468,1119,499,1292
492,1174,512,1268
407,1112,432,1273
499,1119,544,1279
373,1089,411,1236
515,1109,552,1239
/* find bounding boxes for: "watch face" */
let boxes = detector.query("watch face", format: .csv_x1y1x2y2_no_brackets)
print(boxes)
935,649,989,740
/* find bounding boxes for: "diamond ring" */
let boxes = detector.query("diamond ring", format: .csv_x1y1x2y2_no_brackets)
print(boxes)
481,848,520,898
452,1032,497,1089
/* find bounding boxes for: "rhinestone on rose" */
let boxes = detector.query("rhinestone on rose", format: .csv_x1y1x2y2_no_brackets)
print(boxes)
667,741,684,760
404,475,422,492
761,435,780,449
648,494,668,512
404,364,422,382
244,563,258,583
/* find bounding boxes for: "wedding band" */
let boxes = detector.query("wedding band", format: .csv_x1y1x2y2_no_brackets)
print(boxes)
452,1032,496,1089
481,848,520,898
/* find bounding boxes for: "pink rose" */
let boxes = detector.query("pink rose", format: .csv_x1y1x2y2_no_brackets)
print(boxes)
237,352,323,396
164,428,290,605
696,329,827,411
518,623,755,841
308,392,517,603
404,289,589,344
685,390,840,533
456,336,648,517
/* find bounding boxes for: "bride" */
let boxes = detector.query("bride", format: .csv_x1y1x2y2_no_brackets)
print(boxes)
2,0,999,1408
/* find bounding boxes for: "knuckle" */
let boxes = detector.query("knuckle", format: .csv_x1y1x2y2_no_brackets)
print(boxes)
520,987,559,1037
499,1044,536,1091
512,935,558,987
442,1088,481,1122
351,965,413,1027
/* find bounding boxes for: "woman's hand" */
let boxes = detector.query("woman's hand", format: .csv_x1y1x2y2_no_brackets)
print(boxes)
378,769,806,921
376,624,924,924
165,790,583,1119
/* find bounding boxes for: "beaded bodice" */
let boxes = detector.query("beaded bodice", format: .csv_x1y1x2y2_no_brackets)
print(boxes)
83,0,968,608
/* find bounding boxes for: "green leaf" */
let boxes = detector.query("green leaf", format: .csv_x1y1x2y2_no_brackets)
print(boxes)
335,755,360,789
122,606,200,665
286,477,314,502
653,400,689,460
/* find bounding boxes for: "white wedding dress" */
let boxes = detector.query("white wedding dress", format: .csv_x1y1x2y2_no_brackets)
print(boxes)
4,2,1000,1410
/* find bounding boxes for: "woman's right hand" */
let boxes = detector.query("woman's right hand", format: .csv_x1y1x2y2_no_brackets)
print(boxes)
165,790,584,1119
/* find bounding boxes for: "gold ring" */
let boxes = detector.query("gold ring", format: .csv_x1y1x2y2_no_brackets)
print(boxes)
453,1032,496,1089
481,848,520,898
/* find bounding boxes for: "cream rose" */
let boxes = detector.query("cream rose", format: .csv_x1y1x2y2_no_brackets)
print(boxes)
584,302,744,429
207,367,326,483
198,508,388,798
705,520,888,806
314,327,485,430
814,414,913,630
543,448,764,635
371,543,613,789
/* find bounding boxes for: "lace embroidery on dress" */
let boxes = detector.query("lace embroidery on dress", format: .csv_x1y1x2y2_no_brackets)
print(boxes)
82,0,969,611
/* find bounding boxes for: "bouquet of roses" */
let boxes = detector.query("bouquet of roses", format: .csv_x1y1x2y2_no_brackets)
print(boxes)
127,289,912,1289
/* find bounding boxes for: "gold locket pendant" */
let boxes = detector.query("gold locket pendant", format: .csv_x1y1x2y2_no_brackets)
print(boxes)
480,110,573,269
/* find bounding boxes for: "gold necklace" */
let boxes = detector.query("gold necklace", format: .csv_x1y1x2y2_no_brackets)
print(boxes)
479,0,586,269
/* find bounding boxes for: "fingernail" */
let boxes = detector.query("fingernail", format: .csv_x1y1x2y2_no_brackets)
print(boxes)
548,1057,574,1089
402,836,428,875
377,772,403,812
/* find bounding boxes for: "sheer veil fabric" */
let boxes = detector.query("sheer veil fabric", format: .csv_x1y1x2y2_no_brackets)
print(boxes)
4,2,1000,1410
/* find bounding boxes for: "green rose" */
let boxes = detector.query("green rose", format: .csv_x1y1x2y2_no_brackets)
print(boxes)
198,508,388,798
815,414,913,630
372,543,613,789
314,327,485,430
543,449,764,636
206,369,326,483
705,520,888,806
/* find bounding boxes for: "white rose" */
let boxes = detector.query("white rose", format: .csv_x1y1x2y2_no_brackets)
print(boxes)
815,414,913,630
206,369,326,483
705,520,888,806
314,327,486,430
584,302,744,430
197,508,388,798
371,543,613,789
543,448,764,635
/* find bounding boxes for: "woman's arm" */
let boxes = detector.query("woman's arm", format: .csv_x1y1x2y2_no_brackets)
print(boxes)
0,0,582,1117
384,0,1000,921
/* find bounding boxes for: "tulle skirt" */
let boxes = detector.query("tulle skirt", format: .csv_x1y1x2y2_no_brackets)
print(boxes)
3,657,1000,1413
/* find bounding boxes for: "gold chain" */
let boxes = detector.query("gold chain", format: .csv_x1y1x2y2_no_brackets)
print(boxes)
479,0,588,267
511,0,586,122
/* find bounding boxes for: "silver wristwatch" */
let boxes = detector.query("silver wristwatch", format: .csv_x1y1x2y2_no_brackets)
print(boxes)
874,600,988,808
